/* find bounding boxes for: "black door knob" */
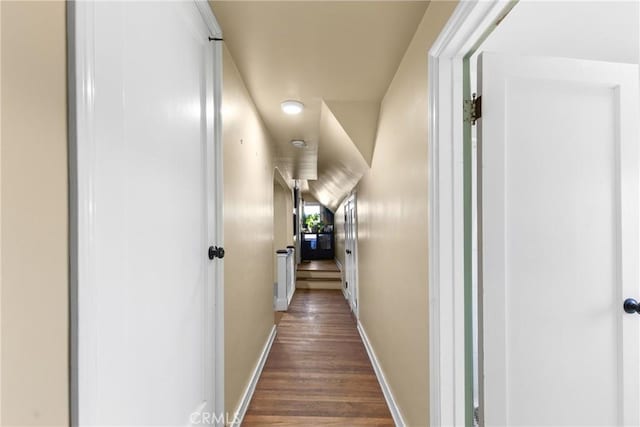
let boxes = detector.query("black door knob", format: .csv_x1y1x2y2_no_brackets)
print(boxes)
346,249,352,255
208,246,225,260
623,298,640,314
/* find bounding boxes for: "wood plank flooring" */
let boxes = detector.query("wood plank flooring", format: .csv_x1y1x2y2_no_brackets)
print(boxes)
243,290,394,426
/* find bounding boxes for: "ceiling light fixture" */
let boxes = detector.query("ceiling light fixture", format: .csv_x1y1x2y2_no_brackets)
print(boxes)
281,100,304,115
290,139,306,148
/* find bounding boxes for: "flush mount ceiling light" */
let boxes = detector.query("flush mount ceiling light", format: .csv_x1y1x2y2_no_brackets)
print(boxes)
281,100,304,115
290,139,306,148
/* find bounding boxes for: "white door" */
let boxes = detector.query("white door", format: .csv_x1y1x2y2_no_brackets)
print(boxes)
478,52,640,426
76,1,219,425
344,202,352,302
344,198,358,314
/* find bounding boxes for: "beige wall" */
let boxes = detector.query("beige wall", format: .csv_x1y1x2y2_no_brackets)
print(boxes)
1,1,69,425
354,2,458,425
222,45,277,416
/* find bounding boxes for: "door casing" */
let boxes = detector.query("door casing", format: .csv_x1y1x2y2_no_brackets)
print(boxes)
344,193,359,317
428,1,640,425
427,1,518,426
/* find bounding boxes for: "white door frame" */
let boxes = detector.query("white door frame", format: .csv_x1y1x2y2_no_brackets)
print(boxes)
344,193,359,318
427,1,514,426
68,1,225,424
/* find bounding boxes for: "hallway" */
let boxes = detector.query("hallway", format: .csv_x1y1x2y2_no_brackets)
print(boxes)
244,290,393,426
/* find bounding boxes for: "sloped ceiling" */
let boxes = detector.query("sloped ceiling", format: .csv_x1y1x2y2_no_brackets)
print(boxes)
308,101,370,210
211,1,429,210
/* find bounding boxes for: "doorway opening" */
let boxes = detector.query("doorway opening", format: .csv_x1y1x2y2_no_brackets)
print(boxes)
469,2,639,424
273,169,295,275
343,194,359,316
300,199,335,261
429,1,640,426
295,195,342,292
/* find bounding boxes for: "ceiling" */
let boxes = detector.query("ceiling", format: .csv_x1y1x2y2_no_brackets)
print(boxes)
211,1,429,210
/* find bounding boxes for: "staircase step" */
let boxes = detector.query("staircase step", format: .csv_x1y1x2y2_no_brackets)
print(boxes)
297,276,341,282
296,270,342,280
296,279,343,290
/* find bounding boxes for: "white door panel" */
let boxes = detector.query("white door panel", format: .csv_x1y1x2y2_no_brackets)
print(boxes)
350,202,358,313
479,53,640,426
344,198,358,313
78,1,216,425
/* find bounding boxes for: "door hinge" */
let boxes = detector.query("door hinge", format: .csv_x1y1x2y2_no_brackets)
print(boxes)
208,246,225,260
464,93,482,125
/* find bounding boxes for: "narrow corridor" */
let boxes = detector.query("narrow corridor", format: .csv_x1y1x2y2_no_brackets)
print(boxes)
243,290,394,426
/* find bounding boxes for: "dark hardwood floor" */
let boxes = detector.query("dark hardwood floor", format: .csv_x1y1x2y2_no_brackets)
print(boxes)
243,290,394,426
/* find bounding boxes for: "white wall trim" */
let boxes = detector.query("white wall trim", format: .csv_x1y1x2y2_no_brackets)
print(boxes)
357,322,405,427
343,193,360,317
198,0,226,420
194,0,222,37
69,2,98,423
427,1,515,426
231,325,277,427
196,0,226,419
351,193,359,318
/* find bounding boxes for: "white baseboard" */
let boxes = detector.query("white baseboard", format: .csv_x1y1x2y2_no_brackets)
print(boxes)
274,296,287,311
287,286,296,306
357,321,406,427
334,257,343,271
231,325,277,426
